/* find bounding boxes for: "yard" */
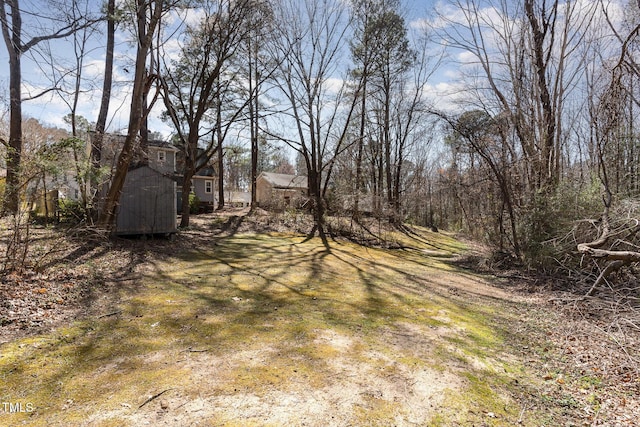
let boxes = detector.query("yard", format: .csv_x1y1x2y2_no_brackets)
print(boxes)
0,211,638,426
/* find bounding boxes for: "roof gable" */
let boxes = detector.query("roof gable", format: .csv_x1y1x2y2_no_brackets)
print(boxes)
258,172,308,189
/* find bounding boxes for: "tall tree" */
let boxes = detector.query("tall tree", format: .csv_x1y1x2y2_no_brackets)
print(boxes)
269,0,363,241
236,0,273,210
38,0,98,216
91,0,117,209
160,0,259,227
98,0,171,228
432,0,596,256
349,0,380,218
0,0,98,215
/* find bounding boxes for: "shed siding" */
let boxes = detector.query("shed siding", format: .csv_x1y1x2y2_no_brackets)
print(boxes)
116,167,177,235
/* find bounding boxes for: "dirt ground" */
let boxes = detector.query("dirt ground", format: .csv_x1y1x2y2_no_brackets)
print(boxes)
1,209,639,426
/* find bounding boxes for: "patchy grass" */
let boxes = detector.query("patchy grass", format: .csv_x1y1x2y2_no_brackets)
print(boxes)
0,226,593,425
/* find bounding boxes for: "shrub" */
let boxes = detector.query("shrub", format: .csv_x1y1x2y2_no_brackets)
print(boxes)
189,193,200,214
58,198,85,222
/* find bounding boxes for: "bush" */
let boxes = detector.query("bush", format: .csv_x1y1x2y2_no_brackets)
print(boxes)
189,193,200,214
58,198,85,222
520,177,603,267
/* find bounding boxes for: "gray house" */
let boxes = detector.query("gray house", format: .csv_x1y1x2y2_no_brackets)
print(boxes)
191,173,217,210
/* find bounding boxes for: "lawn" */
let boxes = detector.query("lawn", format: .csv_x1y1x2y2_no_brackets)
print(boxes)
0,221,628,426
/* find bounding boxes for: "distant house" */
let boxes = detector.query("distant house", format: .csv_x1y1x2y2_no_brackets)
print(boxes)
256,172,308,209
190,170,217,211
174,148,218,213
99,134,179,177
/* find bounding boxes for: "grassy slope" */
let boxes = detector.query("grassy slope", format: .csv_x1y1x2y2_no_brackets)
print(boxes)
1,227,562,426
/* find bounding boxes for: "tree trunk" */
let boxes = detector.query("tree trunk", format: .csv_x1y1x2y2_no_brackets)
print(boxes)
4,49,22,215
91,0,115,218
180,169,195,228
1,0,23,216
217,136,225,210
249,36,258,211
98,0,162,229
384,85,393,212
92,0,115,168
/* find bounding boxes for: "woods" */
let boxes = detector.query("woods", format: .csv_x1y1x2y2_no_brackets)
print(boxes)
1,1,640,425
1,0,639,289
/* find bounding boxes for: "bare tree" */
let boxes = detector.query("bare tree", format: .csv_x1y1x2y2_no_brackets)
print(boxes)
577,0,640,294
0,0,98,215
160,0,258,228
268,0,362,241
91,0,117,215
432,0,597,256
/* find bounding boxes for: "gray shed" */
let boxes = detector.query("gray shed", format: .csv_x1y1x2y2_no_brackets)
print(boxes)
115,165,177,235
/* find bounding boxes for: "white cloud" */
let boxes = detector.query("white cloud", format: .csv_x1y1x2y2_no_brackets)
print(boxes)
421,80,469,113
324,77,345,95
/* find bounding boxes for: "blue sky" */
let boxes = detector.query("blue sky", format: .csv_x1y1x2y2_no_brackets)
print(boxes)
3,0,625,144
0,0,445,140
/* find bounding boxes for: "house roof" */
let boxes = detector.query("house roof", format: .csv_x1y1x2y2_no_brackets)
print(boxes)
149,139,179,152
258,172,308,189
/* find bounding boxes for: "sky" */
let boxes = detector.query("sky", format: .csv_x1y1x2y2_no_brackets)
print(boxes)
1,0,627,144
0,0,447,141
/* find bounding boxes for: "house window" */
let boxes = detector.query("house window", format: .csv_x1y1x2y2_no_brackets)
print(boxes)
157,151,166,162
205,180,213,194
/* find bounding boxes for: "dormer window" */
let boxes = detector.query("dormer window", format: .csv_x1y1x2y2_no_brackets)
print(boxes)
158,151,166,162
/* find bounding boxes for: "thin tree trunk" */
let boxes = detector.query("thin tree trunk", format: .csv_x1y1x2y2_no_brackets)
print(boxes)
249,35,258,210
354,71,367,219
92,0,115,168
180,169,194,227
217,132,225,210
91,0,115,219
2,0,23,215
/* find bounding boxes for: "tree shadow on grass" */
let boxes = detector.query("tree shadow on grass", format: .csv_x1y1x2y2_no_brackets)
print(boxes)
0,224,541,425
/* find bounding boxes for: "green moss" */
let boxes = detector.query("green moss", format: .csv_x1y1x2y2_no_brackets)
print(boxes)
0,228,562,425
580,375,603,389
352,397,403,424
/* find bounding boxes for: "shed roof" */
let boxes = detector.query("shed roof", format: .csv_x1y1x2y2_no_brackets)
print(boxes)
258,172,308,189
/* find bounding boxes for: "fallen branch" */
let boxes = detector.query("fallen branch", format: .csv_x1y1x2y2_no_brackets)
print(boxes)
584,260,628,297
577,204,640,297
138,388,173,409
183,347,209,353
97,310,122,318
